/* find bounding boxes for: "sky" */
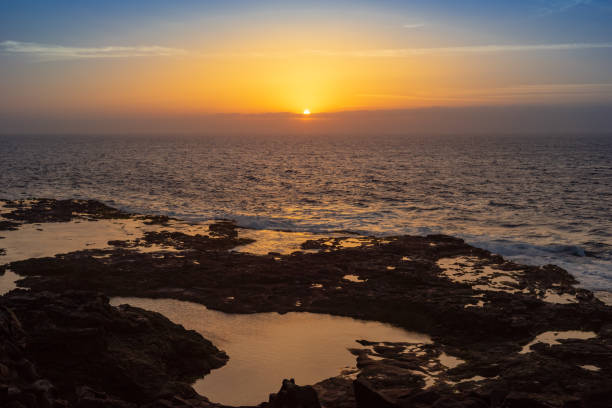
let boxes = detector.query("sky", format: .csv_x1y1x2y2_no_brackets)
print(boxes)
1,0,612,134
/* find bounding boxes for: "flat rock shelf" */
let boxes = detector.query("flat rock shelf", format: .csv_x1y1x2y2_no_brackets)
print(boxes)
1,198,611,408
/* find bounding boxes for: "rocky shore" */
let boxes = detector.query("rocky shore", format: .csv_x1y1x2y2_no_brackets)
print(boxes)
1,199,611,407
0,289,228,408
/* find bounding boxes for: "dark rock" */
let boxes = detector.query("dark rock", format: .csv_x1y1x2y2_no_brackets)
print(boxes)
0,290,228,407
108,229,254,252
267,379,321,408
2,199,131,224
432,398,488,408
140,215,173,226
407,389,441,405
312,376,355,408
0,220,20,231
582,388,612,408
501,392,553,408
75,386,136,408
353,377,396,408
208,220,239,239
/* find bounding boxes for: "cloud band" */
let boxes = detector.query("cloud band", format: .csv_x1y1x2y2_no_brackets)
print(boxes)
2,40,611,60
0,40,188,59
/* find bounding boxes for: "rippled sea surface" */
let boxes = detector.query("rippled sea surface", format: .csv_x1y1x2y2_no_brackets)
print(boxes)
1,134,611,290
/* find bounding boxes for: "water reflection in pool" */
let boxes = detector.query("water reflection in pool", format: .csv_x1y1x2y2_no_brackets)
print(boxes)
110,297,430,406
0,270,21,295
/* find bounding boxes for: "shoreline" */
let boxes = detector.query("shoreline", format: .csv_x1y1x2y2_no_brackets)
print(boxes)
1,198,611,407
3,195,610,294
2,197,611,304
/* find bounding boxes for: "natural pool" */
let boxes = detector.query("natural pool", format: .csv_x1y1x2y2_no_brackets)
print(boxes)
0,270,20,295
110,297,430,406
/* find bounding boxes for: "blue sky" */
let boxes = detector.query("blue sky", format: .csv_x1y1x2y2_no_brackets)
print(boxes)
2,0,612,45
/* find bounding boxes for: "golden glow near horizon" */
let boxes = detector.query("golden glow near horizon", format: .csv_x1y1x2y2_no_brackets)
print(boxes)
4,47,610,118
2,52,488,115
2,4,611,120
303,109,311,115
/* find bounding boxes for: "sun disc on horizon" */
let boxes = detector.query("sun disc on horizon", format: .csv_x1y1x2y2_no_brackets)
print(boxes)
303,109,311,115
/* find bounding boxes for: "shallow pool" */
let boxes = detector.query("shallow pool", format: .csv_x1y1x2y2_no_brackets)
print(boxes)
110,297,430,406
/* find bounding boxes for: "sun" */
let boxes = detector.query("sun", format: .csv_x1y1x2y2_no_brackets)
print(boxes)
302,109,311,115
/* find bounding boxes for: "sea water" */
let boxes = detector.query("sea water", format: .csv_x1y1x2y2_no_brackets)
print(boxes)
1,133,610,291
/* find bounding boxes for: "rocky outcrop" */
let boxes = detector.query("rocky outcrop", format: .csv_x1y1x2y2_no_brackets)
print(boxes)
353,378,396,408
345,334,612,408
0,290,228,407
0,304,55,408
0,220,20,231
265,379,321,408
109,229,254,252
1,199,132,223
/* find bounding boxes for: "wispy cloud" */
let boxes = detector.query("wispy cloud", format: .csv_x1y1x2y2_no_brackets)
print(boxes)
0,40,189,59
403,23,425,29
304,42,612,57
3,40,612,61
357,83,612,102
535,0,592,15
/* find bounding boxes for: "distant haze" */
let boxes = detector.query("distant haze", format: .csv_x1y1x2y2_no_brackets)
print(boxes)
1,104,611,135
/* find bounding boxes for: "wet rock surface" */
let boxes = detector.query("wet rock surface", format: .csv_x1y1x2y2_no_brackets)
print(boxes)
334,334,612,408
109,229,254,252
0,220,20,231
1,199,612,407
0,198,178,228
1,198,132,223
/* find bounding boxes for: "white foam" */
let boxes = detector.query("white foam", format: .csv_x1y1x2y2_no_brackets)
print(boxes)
463,236,612,292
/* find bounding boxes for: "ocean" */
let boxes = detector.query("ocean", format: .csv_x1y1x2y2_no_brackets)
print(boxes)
1,133,610,291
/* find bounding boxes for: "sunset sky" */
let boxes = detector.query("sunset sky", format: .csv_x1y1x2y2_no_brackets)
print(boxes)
1,0,612,134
